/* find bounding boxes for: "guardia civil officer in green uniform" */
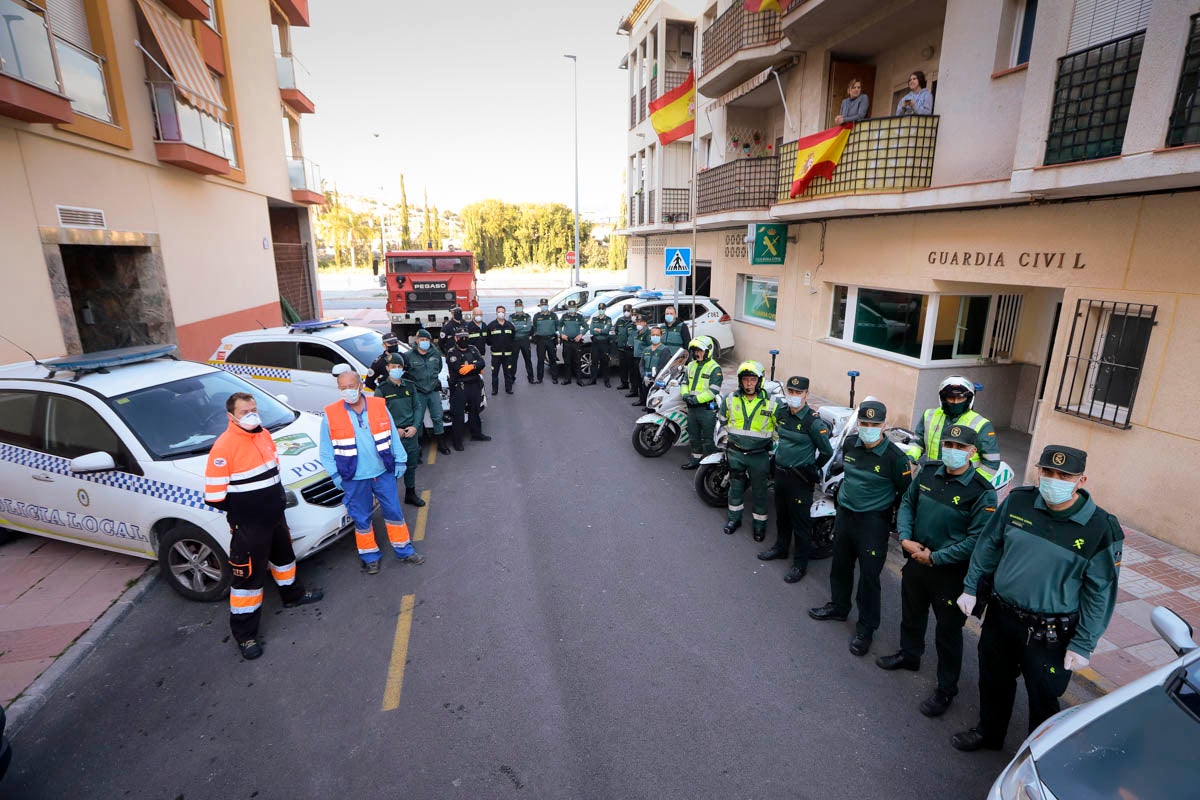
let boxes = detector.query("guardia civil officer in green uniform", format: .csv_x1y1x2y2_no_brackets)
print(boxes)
951,445,1122,752
626,315,651,398
720,360,776,541
660,305,690,350
405,329,451,456
680,336,722,470
757,376,832,582
810,400,913,657
377,352,426,507
877,424,996,718
509,299,536,384
587,301,614,386
613,303,635,391
637,326,676,407
557,299,587,386
906,376,1002,480
531,298,560,384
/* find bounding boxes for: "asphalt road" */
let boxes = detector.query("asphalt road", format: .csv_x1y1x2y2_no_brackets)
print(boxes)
6,379,1022,799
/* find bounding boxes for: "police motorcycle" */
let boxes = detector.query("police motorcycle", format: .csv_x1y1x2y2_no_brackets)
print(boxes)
630,347,695,457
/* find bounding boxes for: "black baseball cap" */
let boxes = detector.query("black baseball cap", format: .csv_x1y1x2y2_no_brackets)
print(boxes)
942,424,977,446
623,303,633,311
786,376,810,391
514,299,524,306
538,298,549,305
858,400,886,423
1037,445,1086,475
567,299,577,307
382,332,399,345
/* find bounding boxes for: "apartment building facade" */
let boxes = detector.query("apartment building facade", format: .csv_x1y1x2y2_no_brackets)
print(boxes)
0,0,323,363
618,0,1200,553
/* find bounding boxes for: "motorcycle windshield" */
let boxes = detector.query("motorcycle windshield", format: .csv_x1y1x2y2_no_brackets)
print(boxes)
655,348,689,384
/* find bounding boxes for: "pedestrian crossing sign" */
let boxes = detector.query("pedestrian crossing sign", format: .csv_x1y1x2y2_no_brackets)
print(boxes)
665,247,692,276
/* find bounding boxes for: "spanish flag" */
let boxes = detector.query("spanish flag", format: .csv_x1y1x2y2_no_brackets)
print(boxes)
789,123,853,198
744,0,783,11
649,69,695,145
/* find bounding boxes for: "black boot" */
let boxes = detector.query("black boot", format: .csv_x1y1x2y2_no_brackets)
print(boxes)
404,488,426,507
783,565,807,583
722,519,741,535
437,435,451,456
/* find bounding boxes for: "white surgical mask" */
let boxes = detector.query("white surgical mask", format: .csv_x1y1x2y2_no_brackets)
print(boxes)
636,325,645,332
341,388,361,404
941,448,970,470
474,315,483,324
785,395,805,409
665,314,675,324
236,412,262,430
389,368,404,381
623,311,631,318
540,305,549,312
497,312,506,320
1039,476,1077,505
858,426,883,445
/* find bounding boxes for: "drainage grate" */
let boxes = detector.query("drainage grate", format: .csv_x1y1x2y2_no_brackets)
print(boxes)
56,205,107,229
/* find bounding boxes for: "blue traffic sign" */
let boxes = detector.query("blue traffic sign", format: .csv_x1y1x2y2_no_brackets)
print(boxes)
664,247,692,276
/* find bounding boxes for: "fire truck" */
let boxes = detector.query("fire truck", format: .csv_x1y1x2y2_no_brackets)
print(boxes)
383,250,487,340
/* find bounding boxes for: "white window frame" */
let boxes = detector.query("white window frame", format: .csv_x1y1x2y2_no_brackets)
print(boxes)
1010,0,1037,68
734,274,778,330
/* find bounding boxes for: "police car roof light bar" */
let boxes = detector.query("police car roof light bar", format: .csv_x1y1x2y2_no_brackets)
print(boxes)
43,344,179,381
288,319,348,333
637,290,663,299
620,285,643,292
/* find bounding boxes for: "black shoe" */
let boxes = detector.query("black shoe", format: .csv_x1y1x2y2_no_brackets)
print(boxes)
398,551,426,565
783,566,807,583
617,383,629,390
625,392,639,398
920,690,954,718
562,380,573,386
632,399,645,406
849,634,872,657
681,459,701,470
404,489,426,507
534,379,543,384
283,589,324,609
492,389,499,396
808,603,849,622
438,443,451,455
453,442,465,452
506,388,514,394
362,559,381,575
876,652,921,672
551,377,559,384
471,434,492,442
722,520,741,535
951,728,1004,752
238,639,263,660
752,529,766,543
757,548,787,560
604,381,611,387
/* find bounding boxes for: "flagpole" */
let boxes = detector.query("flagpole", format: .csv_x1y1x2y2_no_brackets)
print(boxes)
689,130,697,337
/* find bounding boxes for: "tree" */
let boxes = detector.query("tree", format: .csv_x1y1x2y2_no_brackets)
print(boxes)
609,188,628,271
399,174,412,249
431,205,443,249
421,189,432,249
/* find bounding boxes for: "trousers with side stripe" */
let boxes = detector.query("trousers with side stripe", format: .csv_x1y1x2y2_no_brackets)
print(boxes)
228,517,305,643
341,472,413,564
727,448,771,534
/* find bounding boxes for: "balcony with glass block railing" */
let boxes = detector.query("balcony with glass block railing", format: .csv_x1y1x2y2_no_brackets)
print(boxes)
148,80,236,175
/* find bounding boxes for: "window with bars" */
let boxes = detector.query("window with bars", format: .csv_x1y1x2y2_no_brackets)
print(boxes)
1167,14,1200,147
1044,30,1144,165
1055,299,1156,429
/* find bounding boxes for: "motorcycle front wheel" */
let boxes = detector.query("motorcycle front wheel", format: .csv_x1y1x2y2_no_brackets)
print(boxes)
694,461,729,507
632,422,677,457
810,516,835,561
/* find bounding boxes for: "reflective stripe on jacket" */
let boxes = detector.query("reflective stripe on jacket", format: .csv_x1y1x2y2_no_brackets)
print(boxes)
323,396,396,481
683,359,721,405
204,423,284,525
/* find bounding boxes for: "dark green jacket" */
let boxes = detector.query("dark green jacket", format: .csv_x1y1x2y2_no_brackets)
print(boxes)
589,313,613,342
377,377,421,428
773,405,832,470
402,345,443,394
661,320,690,350
559,310,586,339
510,310,534,341
898,462,996,566
631,327,651,357
839,435,912,513
613,316,633,348
640,344,676,381
965,487,1122,657
532,311,559,338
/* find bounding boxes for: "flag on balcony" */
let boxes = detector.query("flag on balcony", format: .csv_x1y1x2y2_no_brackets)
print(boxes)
649,69,695,145
789,123,853,198
744,0,783,11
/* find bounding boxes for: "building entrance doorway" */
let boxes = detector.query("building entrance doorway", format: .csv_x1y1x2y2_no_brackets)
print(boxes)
58,245,173,353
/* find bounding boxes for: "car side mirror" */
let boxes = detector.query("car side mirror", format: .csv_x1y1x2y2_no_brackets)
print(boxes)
276,393,290,405
69,451,116,474
1152,607,1198,656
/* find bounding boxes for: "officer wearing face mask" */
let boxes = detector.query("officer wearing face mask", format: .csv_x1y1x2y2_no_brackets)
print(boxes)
637,325,676,407
810,400,912,659
613,303,635,391
440,306,466,347
365,332,401,391
877,425,995,719
531,298,560,384
626,315,650,399
509,299,536,384
660,306,690,350
558,299,587,386
465,306,487,354
587,301,614,387
951,445,1122,753
405,329,450,456
376,352,426,507
907,376,1001,480
485,305,517,395
444,328,490,450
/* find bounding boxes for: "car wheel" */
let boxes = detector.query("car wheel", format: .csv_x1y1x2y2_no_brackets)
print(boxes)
631,421,677,457
0,528,21,546
810,516,835,561
578,349,593,380
694,460,729,507
158,524,230,602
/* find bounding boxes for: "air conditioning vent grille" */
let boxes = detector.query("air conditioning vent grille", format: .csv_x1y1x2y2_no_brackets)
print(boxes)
56,205,107,229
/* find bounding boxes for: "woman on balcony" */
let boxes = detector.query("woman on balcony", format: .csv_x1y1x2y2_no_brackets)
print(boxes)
896,71,933,116
835,79,869,125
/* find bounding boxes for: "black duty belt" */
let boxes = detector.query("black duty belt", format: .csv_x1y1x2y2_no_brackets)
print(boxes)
728,442,771,455
991,595,1079,643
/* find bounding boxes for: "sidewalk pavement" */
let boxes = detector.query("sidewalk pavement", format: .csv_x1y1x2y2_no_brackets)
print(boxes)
0,536,148,707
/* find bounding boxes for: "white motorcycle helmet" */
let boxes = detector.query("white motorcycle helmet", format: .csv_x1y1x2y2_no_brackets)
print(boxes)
938,376,975,415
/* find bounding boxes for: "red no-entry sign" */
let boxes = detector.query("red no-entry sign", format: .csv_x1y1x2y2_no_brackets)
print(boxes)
565,251,576,266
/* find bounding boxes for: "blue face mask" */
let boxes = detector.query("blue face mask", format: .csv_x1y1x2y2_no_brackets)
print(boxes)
665,314,675,324
941,448,970,470
650,335,661,344
388,368,404,381
858,426,883,445
1039,476,1077,505
417,340,431,352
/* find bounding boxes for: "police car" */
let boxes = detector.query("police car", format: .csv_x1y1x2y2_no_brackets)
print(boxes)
207,320,482,423
546,284,642,313
0,346,352,602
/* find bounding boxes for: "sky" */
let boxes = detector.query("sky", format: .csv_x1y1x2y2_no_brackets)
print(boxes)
291,1,639,221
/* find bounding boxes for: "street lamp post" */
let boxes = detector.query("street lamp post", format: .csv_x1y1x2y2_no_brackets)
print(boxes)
564,54,580,286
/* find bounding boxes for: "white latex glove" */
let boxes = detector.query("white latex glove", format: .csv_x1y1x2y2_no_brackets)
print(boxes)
1064,651,1089,672
955,593,976,616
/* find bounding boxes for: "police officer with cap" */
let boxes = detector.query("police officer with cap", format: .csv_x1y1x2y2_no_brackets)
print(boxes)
406,328,451,455
365,332,401,391
877,424,996,718
587,300,614,386
810,399,912,657
951,445,1122,752
757,376,833,583
445,328,491,450
531,298,560,383
613,303,635,391
558,299,587,386
376,352,427,507
509,299,536,383
440,307,466,347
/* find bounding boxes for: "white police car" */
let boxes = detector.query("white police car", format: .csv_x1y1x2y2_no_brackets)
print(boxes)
207,320,481,424
0,346,352,602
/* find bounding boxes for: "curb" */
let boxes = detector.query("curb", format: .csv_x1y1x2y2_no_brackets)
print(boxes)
5,568,159,739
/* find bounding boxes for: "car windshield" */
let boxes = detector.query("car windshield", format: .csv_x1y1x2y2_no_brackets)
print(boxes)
107,371,299,460
337,331,387,367
546,288,581,308
579,294,631,317
387,256,471,273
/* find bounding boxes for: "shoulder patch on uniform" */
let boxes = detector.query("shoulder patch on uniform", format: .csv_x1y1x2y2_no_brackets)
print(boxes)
213,458,226,467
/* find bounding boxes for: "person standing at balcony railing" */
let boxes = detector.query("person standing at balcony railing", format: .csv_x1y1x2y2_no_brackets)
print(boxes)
835,79,870,125
896,71,933,116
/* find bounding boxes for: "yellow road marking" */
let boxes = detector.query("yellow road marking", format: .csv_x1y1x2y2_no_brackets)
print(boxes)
382,593,416,711
426,440,437,466
414,490,431,541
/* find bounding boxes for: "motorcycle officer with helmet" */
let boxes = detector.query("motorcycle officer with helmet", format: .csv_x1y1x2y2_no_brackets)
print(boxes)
680,336,722,470
720,360,778,542
907,376,1001,480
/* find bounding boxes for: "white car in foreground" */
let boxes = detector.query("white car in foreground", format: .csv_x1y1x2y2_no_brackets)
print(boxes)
0,346,351,602
988,606,1199,800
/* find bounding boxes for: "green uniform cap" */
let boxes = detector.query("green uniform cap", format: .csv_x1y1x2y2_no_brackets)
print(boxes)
385,352,405,366
538,298,549,305
786,376,810,391
415,329,432,340
1036,444,1086,474
858,400,887,423
942,423,978,446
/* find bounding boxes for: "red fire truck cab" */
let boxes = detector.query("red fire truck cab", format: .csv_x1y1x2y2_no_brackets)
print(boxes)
384,250,487,340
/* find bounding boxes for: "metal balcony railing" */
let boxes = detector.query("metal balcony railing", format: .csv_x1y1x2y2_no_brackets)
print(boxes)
662,70,690,94
639,85,647,121
647,189,656,226
698,157,779,215
660,188,690,222
776,115,940,201
629,94,637,129
148,80,236,167
0,0,63,93
276,53,310,96
288,157,321,193
55,37,110,122
1168,14,1200,147
1045,31,1143,165
700,1,782,75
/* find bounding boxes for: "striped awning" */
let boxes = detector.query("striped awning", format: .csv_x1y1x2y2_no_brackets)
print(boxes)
136,0,225,120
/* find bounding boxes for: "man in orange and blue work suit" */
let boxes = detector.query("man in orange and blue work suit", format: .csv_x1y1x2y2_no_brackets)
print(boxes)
319,364,426,574
205,391,323,660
